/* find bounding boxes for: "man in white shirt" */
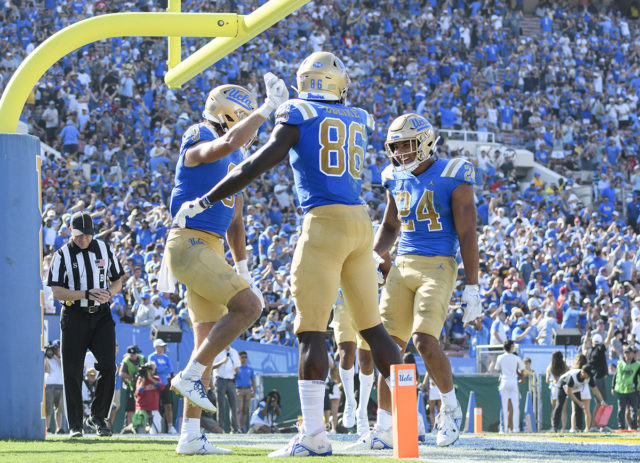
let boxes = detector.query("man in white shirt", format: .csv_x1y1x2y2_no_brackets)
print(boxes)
45,340,65,434
494,340,524,433
213,346,241,433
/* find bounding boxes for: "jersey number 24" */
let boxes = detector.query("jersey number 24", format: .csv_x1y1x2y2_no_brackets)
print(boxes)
396,189,442,232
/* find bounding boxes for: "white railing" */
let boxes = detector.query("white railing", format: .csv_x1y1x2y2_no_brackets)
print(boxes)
438,129,496,144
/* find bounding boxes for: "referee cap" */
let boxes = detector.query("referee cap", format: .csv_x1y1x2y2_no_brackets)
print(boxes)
71,211,94,236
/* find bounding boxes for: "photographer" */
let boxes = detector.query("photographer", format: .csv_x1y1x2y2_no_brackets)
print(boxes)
119,345,145,427
248,390,281,433
44,340,64,434
121,362,164,434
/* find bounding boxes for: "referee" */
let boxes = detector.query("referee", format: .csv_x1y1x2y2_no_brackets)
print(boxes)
47,211,124,437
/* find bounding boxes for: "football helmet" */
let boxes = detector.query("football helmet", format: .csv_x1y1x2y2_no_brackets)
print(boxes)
296,51,350,103
202,85,258,131
385,114,438,172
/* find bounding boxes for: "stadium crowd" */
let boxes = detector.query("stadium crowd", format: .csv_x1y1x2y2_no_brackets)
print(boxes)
2,0,638,371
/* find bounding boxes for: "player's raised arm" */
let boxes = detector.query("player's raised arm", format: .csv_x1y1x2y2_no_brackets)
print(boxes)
185,73,288,166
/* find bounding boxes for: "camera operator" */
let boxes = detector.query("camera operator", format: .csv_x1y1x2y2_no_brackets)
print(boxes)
248,390,281,433
44,340,64,434
119,345,145,427
121,362,164,434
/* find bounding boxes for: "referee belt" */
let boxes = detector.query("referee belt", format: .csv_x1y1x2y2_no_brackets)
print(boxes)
65,301,107,314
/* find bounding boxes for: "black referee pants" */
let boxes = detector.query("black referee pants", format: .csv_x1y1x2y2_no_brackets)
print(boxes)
60,306,116,430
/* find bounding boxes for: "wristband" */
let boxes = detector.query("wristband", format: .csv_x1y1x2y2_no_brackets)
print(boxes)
372,251,384,265
256,101,275,119
85,289,90,300
200,196,213,209
235,259,249,275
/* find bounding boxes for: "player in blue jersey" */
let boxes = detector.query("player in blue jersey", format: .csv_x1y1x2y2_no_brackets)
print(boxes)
166,74,289,455
174,51,403,457
354,114,481,449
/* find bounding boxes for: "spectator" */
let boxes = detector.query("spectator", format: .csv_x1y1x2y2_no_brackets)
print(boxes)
212,345,241,433
236,351,256,433
148,339,177,434
612,346,640,431
495,340,524,433
546,351,569,432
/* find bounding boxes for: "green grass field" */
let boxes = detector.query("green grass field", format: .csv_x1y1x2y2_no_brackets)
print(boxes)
0,437,397,463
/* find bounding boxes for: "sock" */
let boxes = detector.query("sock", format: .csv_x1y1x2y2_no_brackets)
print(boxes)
299,380,325,436
180,417,200,440
339,367,356,407
182,358,206,380
357,372,374,419
376,408,392,431
440,388,457,410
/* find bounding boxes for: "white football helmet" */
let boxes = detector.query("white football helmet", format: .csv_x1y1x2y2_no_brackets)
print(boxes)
202,84,258,131
385,114,438,172
296,51,350,103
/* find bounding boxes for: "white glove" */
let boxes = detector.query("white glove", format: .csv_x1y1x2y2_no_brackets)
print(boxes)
373,251,385,284
461,284,482,324
172,199,206,228
235,260,265,309
257,72,288,118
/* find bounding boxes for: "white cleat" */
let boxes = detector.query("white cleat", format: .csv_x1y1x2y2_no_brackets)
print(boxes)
170,372,216,412
356,416,370,437
168,425,178,435
342,402,356,428
346,425,393,450
435,401,462,447
176,434,232,455
268,430,332,457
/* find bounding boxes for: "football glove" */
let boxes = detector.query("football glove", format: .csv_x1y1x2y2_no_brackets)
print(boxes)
172,199,206,228
257,72,288,118
461,284,482,324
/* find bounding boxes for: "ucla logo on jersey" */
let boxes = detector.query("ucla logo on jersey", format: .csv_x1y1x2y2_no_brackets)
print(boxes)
275,104,290,123
189,238,205,246
409,116,429,131
227,88,255,111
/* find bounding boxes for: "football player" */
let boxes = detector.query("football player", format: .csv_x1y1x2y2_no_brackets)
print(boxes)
166,75,288,455
355,114,481,448
330,289,374,436
174,51,403,457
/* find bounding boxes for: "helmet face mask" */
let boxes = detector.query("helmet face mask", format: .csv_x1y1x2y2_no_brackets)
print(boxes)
296,51,350,103
202,85,258,133
385,114,437,173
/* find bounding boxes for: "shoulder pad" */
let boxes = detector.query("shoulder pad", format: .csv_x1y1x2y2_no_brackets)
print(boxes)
381,165,395,184
275,99,319,126
181,123,215,149
440,158,476,185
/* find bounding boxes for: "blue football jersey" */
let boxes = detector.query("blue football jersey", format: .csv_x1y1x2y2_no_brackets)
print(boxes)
382,158,475,257
170,123,243,236
274,99,374,214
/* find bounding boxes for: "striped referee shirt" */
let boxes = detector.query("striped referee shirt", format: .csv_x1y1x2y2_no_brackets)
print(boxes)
47,238,124,308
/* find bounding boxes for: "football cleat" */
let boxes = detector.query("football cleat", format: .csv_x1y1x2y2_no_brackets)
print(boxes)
296,51,350,103
346,425,393,450
435,401,462,447
356,416,370,437
170,372,216,412
176,433,232,455
385,113,438,173
268,430,332,457
342,402,356,429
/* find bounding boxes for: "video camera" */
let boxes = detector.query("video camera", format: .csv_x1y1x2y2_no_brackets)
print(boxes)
136,362,155,379
45,340,59,358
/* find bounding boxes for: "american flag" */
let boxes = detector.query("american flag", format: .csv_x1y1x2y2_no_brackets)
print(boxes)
95,259,105,268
